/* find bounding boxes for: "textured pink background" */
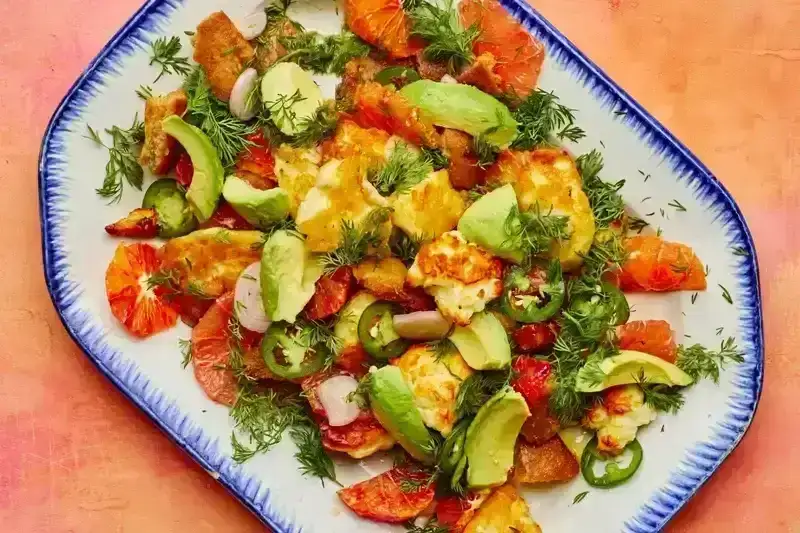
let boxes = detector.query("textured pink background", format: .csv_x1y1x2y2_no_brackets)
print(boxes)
1,0,798,531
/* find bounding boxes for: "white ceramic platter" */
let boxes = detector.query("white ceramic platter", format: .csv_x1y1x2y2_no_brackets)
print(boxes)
39,0,764,531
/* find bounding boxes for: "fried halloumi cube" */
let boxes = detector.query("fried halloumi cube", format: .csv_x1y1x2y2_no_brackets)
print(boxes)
392,345,473,436
158,228,263,298
391,170,466,239
582,384,657,455
487,148,596,270
463,485,542,533
273,144,321,217
321,120,392,166
193,12,255,101
139,89,188,175
296,156,391,252
407,231,502,325
353,257,408,295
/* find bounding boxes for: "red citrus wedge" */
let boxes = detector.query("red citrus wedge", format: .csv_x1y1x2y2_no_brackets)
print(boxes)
235,131,276,190
617,319,678,363
105,243,178,338
619,235,707,292
459,0,545,99
338,466,436,523
345,0,419,58
352,82,440,147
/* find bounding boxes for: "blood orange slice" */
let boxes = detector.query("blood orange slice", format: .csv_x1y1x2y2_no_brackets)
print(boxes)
459,0,545,99
105,243,178,338
345,0,419,58
617,319,678,363
338,466,436,523
620,235,707,292
352,82,440,147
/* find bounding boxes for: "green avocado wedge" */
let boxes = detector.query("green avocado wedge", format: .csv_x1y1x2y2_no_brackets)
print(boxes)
464,387,530,488
448,311,511,370
400,80,517,147
368,366,435,464
575,350,694,393
458,184,525,263
260,230,323,323
161,115,224,223
222,176,290,229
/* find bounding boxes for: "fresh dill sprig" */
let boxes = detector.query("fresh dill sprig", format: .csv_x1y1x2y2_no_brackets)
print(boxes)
369,143,432,196
276,30,371,75
289,414,339,485
628,216,649,234
319,208,393,274
575,150,626,228
295,319,343,362
504,204,570,259
178,338,193,368
250,219,300,250
183,67,258,167
135,85,153,100
426,338,457,361
264,89,306,133
409,0,479,74
390,231,425,266
86,116,145,203
290,103,338,147
404,520,449,533
676,337,744,383
511,89,585,150
421,147,450,170
455,372,512,420
719,284,734,305
573,491,590,505
473,133,500,169
149,36,191,83
229,387,303,463
641,384,685,414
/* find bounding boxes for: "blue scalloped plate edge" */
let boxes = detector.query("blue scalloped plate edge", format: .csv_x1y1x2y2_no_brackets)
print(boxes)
37,0,764,531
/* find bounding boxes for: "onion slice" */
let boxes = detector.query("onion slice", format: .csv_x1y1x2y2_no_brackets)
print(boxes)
232,9,268,41
392,310,452,341
317,375,361,427
229,68,259,121
234,262,271,333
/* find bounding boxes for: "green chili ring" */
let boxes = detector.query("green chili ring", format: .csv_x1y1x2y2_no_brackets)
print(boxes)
581,437,643,488
357,302,410,360
261,323,327,380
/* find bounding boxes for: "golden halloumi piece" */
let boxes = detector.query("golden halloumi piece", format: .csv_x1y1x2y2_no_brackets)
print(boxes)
296,156,391,252
353,257,408,296
407,231,503,325
322,121,392,166
582,384,657,455
463,485,542,533
391,170,466,239
158,228,262,297
274,144,321,218
392,345,473,436
193,12,255,101
487,148,596,270
139,89,187,175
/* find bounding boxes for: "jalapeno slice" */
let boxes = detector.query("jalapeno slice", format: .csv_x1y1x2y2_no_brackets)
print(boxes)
261,322,327,379
500,262,565,323
440,419,470,475
580,437,643,488
374,66,421,88
570,281,630,328
358,302,410,360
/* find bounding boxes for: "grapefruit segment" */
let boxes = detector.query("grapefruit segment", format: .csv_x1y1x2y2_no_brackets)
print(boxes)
105,243,178,338
345,0,419,58
620,235,707,292
617,319,678,363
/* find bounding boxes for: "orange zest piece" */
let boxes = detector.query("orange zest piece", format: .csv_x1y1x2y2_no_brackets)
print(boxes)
617,319,678,363
459,0,545,99
619,235,707,292
105,243,178,338
345,0,419,58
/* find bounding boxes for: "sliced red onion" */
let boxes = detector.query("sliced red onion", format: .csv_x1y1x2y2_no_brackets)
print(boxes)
392,310,452,341
234,262,270,333
233,9,268,41
229,68,259,121
317,375,361,427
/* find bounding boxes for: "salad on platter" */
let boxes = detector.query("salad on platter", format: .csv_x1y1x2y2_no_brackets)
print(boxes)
92,0,745,530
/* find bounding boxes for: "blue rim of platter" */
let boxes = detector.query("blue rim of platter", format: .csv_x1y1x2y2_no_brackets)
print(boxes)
38,0,764,531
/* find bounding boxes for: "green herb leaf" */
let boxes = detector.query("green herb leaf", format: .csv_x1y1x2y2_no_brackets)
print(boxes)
369,143,432,196
86,115,145,203
319,207,393,274
676,337,744,383
511,90,585,150
229,387,303,463
575,150,625,228
409,0,478,74
572,491,589,505
289,414,339,485
149,36,191,83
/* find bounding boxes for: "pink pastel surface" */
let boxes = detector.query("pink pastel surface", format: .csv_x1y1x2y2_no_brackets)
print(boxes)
0,0,798,531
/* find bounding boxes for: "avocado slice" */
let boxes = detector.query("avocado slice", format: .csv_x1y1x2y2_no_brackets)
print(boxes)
400,81,517,146
261,63,323,136
260,230,323,323
161,115,224,223
575,350,694,393
448,312,511,370
368,366,435,464
458,184,525,263
222,176,291,229
333,291,378,348
464,387,530,488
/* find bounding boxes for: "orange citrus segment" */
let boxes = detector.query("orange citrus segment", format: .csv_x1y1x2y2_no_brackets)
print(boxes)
459,0,545,99
345,0,419,58
617,320,678,363
352,82,440,147
621,235,706,292
105,243,178,338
